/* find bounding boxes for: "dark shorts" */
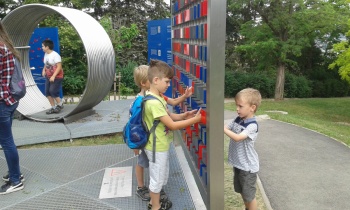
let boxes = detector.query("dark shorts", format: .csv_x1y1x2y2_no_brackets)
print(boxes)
45,78,63,98
137,149,149,168
233,167,257,203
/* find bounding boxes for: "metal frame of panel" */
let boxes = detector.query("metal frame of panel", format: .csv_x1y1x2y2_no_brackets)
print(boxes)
2,4,115,122
206,1,226,209
171,0,226,209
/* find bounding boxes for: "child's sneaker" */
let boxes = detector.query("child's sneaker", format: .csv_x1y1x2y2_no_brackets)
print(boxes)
46,108,55,114
147,199,173,210
2,173,25,182
57,104,64,110
136,186,150,201
0,181,24,195
160,189,167,201
53,106,61,113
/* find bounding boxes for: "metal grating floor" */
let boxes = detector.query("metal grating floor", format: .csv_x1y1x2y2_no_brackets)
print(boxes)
1,100,200,209
12,99,132,146
0,144,196,210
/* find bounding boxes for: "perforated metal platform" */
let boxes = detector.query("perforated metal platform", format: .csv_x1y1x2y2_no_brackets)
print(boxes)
12,99,132,146
0,144,196,210
2,100,201,209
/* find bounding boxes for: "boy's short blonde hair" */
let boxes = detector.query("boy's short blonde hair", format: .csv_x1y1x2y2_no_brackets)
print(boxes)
133,65,149,88
235,88,262,112
148,59,173,83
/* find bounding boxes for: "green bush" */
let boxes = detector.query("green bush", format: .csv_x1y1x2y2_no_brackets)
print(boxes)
63,74,86,95
225,71,275,98
284,73,312,98
118,61,139,94
62,59,87,95
312,79,349,97
225,70,313,98
120,83,134,96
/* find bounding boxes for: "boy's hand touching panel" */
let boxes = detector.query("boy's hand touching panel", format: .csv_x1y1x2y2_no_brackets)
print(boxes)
194,108,202,123
224,126,248,142
184,86,193,98
183,109,197,120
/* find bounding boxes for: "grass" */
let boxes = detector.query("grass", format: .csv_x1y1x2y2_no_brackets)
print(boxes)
225,97,350,146
18,133,124,149
224,135,268,210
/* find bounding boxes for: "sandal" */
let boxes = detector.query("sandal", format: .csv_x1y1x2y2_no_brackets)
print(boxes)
46,108,55,114
147,199,172,210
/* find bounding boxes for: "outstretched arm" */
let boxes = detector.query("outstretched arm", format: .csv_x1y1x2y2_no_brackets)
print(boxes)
160,108,201,130
167,86,193,106
224,126,247,142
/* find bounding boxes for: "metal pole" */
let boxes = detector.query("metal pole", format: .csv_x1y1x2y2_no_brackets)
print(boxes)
118,72,121,100
114,73,117,100
207,0,226,209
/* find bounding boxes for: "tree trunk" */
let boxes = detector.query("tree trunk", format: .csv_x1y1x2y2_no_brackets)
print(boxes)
274,62,285,100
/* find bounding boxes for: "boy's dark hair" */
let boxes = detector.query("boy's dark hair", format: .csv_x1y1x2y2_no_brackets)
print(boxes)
42,39,54,50
148,59,173,83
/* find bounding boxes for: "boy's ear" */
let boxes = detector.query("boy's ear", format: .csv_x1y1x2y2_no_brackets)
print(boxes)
153,77,159,84
251,104,257,112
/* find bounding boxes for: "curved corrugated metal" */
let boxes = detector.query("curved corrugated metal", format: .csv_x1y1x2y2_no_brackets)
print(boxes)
2,4,115,122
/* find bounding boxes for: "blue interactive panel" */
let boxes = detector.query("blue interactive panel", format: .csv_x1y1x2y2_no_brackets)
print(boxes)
172,0,208,188
147,18,172,97
29,27,63,98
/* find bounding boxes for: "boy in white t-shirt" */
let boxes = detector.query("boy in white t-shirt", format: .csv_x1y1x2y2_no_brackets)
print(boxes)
41,40,64,114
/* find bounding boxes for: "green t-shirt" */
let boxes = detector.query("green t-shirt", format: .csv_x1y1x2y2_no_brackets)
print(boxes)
144,92,171,152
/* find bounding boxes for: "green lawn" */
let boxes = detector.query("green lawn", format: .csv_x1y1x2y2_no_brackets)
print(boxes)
225,97,350,146
18,133,124,149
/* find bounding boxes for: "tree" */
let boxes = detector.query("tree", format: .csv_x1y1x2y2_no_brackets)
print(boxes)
106,0,170,66
99,16,139,66
0,0,22,19
329,20,350,85
231,0,349,99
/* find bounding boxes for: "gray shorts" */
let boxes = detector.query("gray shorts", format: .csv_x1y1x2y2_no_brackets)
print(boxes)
233,167,257,203
137,149,149,168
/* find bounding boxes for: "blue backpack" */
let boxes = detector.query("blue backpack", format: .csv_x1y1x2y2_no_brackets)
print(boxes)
10,58,26,101
123,94,163,151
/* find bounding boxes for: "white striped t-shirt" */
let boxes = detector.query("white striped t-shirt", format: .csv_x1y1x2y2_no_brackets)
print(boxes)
227,117,259,173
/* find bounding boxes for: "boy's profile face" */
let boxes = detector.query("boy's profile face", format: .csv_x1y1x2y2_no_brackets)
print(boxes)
235,97,256,120
154,77,171,94
42,44,49,53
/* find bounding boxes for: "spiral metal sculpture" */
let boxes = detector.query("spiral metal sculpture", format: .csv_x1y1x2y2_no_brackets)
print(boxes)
2,4,115,122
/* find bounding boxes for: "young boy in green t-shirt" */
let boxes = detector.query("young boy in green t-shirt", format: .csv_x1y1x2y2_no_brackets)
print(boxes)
144,60,202,210
132,65,194,204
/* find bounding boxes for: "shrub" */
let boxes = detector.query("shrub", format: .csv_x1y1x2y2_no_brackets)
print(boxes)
285,73,312,98
119,83,134,96
225,71,275,98
117,61,139,94
225,70,313,98
312,79,349,97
